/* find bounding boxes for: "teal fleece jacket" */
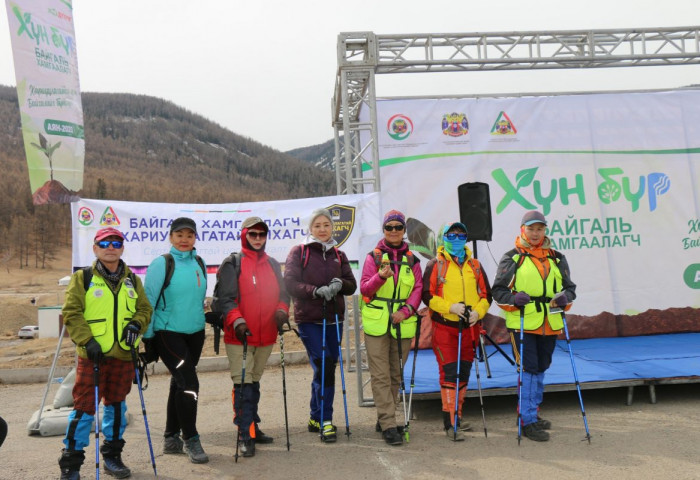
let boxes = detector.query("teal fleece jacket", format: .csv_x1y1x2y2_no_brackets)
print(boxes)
143,246,207,338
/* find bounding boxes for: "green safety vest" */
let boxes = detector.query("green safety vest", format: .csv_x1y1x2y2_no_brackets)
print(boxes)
84,273,140,352
361,253,417,339
505,253,564,331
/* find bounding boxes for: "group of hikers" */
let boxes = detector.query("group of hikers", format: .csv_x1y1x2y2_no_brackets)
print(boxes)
58,207,576,479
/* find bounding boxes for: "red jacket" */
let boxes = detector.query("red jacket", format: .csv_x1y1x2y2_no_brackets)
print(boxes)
222,237,289,347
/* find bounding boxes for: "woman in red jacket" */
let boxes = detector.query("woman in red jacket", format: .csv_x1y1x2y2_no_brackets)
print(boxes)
284,208,357,443
216,216,290,458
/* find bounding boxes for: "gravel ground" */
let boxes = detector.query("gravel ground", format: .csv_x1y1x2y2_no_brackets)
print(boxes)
2,364,700,479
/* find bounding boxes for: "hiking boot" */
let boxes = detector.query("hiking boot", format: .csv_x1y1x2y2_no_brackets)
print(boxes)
254,424,274,444
308,418,320,432
382,427,403,446
163,433,184,454
240,438,255,457
376,421,404,434
184,435,209,464
320,422,337,443
58,449,84,480
59,468,80,480
457,418,472,431
102,455,131,478
534,417,552,430
523,423,550,442
445,427,465,442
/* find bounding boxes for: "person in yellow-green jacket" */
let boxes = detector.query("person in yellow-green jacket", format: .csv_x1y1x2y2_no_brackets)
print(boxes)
360,210,422,446
492,210,576,443
58,227,152,480
421,221,491,441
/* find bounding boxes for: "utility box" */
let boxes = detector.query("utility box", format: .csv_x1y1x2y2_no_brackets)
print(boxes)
38,306,64,338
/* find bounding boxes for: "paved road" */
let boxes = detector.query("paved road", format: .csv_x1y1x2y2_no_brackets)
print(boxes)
2,364,700,479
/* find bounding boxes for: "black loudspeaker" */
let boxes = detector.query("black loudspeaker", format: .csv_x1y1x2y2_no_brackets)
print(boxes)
457,182,493,241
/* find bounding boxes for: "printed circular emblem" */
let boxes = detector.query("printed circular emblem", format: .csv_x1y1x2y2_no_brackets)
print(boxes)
93,289,104,298
78,207,94,226
387,114,413,141
128,290,136,298
124,278,134,289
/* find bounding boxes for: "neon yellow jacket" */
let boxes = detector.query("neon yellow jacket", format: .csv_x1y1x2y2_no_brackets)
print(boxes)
62,263,152,361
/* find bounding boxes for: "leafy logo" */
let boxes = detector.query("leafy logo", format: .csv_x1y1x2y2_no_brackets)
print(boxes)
598,169,670,212
442,113,469,137
387,114,413,140
490,111,517,135
78,207,94,226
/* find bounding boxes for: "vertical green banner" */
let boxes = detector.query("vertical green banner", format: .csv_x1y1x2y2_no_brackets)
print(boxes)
5,0,84,204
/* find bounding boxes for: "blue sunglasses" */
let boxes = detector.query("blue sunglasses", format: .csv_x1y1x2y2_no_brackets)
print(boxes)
444,233,467,241
96,240,124,249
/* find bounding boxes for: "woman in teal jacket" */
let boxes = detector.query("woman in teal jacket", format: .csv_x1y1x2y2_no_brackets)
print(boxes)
144,217,209,464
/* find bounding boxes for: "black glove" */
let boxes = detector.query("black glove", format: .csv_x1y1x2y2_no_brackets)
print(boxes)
142,337,159,364
84,338,104,363
205,311,224,329
234,322,251,343
275,310,290,335
121,321,141,348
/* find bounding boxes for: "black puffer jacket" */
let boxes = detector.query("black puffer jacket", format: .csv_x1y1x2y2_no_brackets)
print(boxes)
284,242,357,324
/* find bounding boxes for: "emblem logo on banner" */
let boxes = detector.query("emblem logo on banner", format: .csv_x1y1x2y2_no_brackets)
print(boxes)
387,114,413,140
99,206,120,226
77,206,94,226
490,111,517,135
442,112,469,137
326,204,355,247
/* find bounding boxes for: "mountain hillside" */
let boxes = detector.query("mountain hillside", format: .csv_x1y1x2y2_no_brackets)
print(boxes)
286,137,337,170
0,85,335,270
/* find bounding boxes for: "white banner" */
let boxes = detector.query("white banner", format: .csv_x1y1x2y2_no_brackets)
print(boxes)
70,193,381,295
364,90,700,316
5,0,84,204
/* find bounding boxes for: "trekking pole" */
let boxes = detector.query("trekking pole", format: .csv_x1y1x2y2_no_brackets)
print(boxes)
405,315,421,442
452,313,465,441
131,347,157,476
561,312,592,444
234,334,250,462
395,321,408,440
94,362,100,480
334,309,351,439
517,307,525,446
279,329,291,451
470,322,487,437
320,302,327,441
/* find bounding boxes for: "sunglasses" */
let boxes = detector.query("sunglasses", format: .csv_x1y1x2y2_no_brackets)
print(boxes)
96,240,123,249
444,233,467,241
384,224,405,232
247,231,267,239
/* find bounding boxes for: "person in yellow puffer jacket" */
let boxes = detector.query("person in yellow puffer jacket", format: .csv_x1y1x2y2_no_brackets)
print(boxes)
421,221,491,441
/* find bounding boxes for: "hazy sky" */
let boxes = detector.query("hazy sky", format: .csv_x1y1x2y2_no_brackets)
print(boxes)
2,0,699,151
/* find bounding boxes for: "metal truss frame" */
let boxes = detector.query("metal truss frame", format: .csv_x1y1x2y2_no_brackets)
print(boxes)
331,26,700,407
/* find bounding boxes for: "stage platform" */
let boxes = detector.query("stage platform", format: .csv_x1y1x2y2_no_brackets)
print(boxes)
405,332,700,405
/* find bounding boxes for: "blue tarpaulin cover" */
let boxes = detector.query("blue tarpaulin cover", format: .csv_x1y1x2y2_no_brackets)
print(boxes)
405,333,700,394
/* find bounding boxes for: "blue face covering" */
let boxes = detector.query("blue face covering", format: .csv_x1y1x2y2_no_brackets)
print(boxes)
443,225,467,262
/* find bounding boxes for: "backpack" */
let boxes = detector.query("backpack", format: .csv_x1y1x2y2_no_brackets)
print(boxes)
430,254,491,303
154,253,207,310
82,266,137,293
299,244,341,269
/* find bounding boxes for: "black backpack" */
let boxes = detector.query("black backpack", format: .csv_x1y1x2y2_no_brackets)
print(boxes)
154,253,207,310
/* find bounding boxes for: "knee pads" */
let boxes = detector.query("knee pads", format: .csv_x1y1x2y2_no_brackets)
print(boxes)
443,361,471,383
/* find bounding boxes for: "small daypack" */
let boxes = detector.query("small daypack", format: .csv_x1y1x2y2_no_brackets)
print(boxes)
154,253,207,310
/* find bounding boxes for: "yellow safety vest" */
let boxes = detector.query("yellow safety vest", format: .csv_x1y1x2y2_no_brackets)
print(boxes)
84,273,140,352
361,253,417,339
504,254,564,331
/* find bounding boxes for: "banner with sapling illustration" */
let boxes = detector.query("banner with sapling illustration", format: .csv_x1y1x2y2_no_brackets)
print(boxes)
360,89,700,317
5,0,84,204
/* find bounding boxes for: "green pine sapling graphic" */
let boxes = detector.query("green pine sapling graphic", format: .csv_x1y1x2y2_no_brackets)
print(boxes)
31,133,61,182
